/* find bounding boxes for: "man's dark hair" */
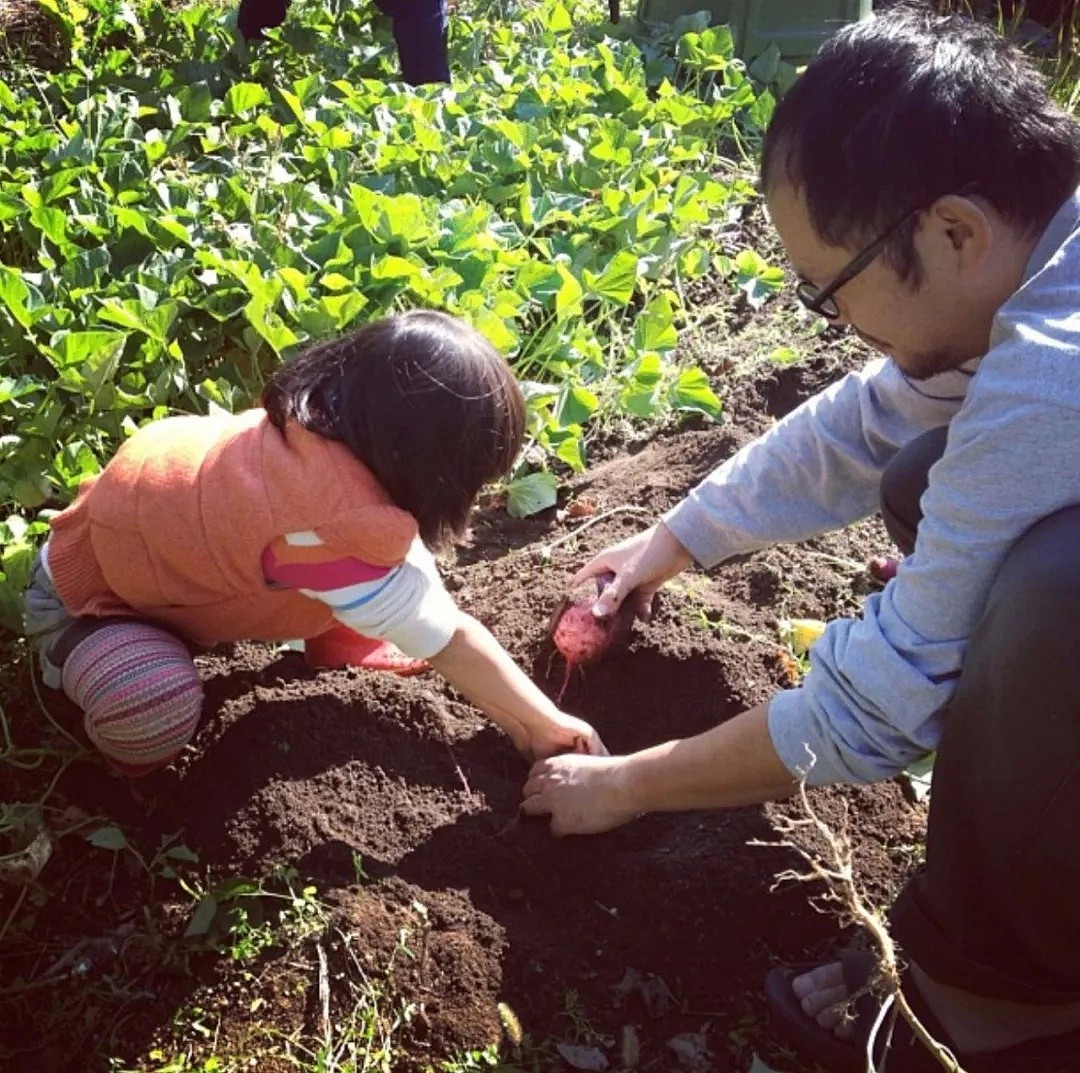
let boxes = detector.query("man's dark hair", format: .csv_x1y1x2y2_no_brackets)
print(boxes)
761,4,1080,282
262,310,526,550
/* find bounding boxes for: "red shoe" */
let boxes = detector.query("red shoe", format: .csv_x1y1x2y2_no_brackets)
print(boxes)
304,626,429,676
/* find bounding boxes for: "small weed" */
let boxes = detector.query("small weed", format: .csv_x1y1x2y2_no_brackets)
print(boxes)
180,866,328,961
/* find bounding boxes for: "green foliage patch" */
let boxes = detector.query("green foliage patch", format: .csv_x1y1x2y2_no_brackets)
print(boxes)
0,0,778,630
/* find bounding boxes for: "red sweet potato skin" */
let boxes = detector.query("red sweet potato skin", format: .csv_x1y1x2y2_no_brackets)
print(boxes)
552,601,619,665
550,572,633,667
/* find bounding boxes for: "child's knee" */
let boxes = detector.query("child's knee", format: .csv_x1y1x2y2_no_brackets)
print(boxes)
61,623,203,775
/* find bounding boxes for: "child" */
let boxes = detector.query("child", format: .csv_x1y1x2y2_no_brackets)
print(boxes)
25,310,606,776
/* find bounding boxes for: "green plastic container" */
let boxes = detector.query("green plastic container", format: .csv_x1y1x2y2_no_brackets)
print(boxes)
635,0,872,65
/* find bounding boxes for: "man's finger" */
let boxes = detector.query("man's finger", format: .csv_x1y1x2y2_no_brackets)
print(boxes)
520,792,552,816
522,773,544,796
631,588,655,622
570,565,610,590
592,574,630,617
526,758,550,780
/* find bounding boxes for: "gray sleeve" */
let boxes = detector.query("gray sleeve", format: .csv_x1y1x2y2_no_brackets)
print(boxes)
768,307,1080,785
663,358,971,568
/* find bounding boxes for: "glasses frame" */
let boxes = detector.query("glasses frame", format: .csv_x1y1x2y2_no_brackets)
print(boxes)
795,206,922,320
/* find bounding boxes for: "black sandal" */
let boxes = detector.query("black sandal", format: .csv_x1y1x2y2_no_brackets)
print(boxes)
765,950,1080,1073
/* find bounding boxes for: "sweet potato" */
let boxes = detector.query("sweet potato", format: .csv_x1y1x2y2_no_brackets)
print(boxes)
868,555,899,585
552,602,622,666
550,572,633,701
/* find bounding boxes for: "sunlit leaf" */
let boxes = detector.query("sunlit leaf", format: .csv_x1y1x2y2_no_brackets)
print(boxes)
670,367,721,418
507,471,558,518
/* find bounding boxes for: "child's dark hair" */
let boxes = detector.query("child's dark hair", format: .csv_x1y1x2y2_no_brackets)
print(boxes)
262,311,526,550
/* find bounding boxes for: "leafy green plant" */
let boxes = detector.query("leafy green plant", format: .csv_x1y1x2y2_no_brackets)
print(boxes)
180,865,327,960
0,0,783,625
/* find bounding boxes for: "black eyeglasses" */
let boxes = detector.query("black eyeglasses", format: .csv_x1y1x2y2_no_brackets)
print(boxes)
795,206,923,320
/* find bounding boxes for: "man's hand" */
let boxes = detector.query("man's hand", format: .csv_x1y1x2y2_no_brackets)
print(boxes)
521,753,639,835
523,711,609,761
570,522,693,621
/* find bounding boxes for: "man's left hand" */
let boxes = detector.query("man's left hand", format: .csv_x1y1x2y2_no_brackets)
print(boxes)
521,754,640,836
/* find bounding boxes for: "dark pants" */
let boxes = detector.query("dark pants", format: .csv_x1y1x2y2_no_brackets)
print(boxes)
880,428,1080,1003
236,0,451,86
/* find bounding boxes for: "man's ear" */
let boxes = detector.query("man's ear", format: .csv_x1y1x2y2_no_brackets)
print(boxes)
930,194,992,267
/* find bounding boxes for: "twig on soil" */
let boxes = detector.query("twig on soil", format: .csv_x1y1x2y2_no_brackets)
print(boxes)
316,941,331,1046
28,649,83,750
537,505,650,563
801,549,869,574
0,970,79,999
445,746,481,809
750,763,967,1073
0,886,28,947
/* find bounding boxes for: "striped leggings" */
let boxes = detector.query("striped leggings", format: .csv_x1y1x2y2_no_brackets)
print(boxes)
26,555,203,776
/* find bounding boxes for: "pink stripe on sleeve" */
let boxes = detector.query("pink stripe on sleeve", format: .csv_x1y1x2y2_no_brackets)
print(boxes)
262,547,393,592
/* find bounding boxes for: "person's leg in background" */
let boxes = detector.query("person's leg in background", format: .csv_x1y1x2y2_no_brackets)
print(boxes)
237,0,290,40
373,0,450,85
235,0,450,85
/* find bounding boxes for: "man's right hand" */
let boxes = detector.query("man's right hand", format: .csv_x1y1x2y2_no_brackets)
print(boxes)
570,522,694,621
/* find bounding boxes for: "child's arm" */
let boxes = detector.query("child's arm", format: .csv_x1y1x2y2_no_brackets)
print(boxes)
264,534,607,759
427,613,607,759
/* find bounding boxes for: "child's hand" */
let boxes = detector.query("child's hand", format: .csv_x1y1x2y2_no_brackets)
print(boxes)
524,711,609,760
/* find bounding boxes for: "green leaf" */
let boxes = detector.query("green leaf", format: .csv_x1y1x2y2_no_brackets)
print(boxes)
768,347,800,367
670,367,721,418
0,268,32,330
548,427,585,472
548,2,573,32
556,385,598,428
734,250,785,309
185,895,219,938
244,298,298,354
633,292,678,353
47,331,128,399
589,250,639,304
903,754,935,803
370,256,420,282
224,83,270,116
88,827,128,851
30,205,68,247
506,471,558,518
747,1056,785,1073
164,844,199,863
554,262,583,317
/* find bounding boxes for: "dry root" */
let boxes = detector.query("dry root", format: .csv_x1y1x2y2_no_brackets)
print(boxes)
751,768,967,1073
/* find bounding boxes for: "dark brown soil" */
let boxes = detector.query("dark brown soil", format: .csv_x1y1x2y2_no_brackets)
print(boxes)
0,352,927,1073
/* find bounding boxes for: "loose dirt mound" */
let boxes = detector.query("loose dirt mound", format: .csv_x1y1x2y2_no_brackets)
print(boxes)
0,357,927,1073
0,0,65,69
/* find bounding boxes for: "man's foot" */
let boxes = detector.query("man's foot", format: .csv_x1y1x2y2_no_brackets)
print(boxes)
793,959,1080,1055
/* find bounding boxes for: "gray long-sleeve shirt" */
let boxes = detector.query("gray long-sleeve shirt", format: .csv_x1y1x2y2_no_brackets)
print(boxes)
664,187,1080,785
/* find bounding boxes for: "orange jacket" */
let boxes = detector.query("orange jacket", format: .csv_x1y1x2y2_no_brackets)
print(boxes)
47,409,417,646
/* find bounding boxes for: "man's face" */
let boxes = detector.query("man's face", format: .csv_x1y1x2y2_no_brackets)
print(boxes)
765,181,997,380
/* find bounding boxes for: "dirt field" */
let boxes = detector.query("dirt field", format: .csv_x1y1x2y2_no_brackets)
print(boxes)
0,346,929,1073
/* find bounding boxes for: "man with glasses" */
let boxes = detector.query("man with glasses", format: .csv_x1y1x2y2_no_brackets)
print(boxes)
523,8,1080,1071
